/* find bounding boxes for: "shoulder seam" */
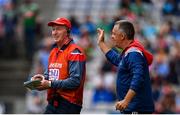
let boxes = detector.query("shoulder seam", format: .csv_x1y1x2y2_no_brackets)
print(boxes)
124,47,143,57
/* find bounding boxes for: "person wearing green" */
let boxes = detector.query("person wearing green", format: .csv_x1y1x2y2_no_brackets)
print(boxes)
19,0,39,62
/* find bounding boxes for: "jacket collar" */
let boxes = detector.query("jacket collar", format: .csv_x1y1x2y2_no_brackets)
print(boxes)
52,38,73,50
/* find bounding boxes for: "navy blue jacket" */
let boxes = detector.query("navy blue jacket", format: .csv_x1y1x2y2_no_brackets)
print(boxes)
105,46,154,112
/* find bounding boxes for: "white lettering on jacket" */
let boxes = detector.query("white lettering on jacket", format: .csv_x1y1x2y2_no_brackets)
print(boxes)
49,63,62,68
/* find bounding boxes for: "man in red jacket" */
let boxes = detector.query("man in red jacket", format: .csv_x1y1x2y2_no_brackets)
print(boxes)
31,17,86,114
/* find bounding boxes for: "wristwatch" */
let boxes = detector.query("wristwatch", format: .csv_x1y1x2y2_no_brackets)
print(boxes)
48,81,51,87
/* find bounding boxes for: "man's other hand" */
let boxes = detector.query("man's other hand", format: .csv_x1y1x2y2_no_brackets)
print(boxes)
36,80,51,91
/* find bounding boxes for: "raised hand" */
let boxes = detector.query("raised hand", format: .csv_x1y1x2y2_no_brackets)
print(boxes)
97,28,105,45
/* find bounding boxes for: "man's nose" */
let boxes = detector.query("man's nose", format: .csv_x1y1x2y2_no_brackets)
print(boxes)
52,30,57,35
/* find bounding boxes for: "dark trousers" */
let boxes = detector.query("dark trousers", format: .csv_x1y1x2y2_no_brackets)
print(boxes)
24,27,35,62
44,96,82,114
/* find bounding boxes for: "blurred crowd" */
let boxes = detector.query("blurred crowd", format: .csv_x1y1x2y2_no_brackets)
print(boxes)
0,0,180,114
0,0,43,62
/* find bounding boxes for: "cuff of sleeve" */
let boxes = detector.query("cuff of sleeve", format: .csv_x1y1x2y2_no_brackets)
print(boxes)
130,85,138,93
105,49,113,58
48,81,51,88
50,80,62,88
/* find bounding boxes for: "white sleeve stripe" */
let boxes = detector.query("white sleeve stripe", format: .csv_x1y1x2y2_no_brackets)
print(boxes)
124,47,143,57
70,52,83,55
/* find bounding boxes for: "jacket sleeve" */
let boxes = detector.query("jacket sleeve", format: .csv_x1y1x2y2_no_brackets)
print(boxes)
51,48,86,89
127,51,146,93
43,69,49,80
105,48,122,66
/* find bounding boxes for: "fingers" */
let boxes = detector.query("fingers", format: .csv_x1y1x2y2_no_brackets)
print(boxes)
115,101,126,111
35,81,44,90
97,28,104,35
115,102,121,110
97,28,102,32
97,28,105,44
34,74,44,78
36,86,44,91
31,74,44,81
115,102,119,110
36,80,49,91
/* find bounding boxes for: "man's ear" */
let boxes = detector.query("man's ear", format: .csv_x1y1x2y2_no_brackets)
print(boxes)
121,33,126,40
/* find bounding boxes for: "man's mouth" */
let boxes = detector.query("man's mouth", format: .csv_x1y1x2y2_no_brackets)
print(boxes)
53,35,59,39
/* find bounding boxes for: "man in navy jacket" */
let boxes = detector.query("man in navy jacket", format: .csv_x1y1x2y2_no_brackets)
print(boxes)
97,20,154,114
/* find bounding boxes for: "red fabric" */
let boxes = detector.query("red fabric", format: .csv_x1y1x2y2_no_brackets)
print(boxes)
48,17,71,29
68,53,85,61
123,40,153,65
53,101,59,107
47,43,86,106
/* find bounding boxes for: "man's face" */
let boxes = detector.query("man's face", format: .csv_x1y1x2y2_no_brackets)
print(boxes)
111,24,123,48
51,25,68,43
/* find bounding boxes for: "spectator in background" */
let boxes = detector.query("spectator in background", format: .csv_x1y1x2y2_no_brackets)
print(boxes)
175,24,180,41
92,59,116,104
119,0,130,9
97,14,111,34
97,20,154,114
168,40,180,85
162,0,178,16
155,84,177,113
151,77,161,102
175,92,180,113
129,0,145,16
154,48,170,79
142,20,157,41
19,0,39,62
30,37,54,77
109,15,120,31
2,2,18,59
81,15,96,37
93,74,116,105
77,29,94,61
69,15,81,37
